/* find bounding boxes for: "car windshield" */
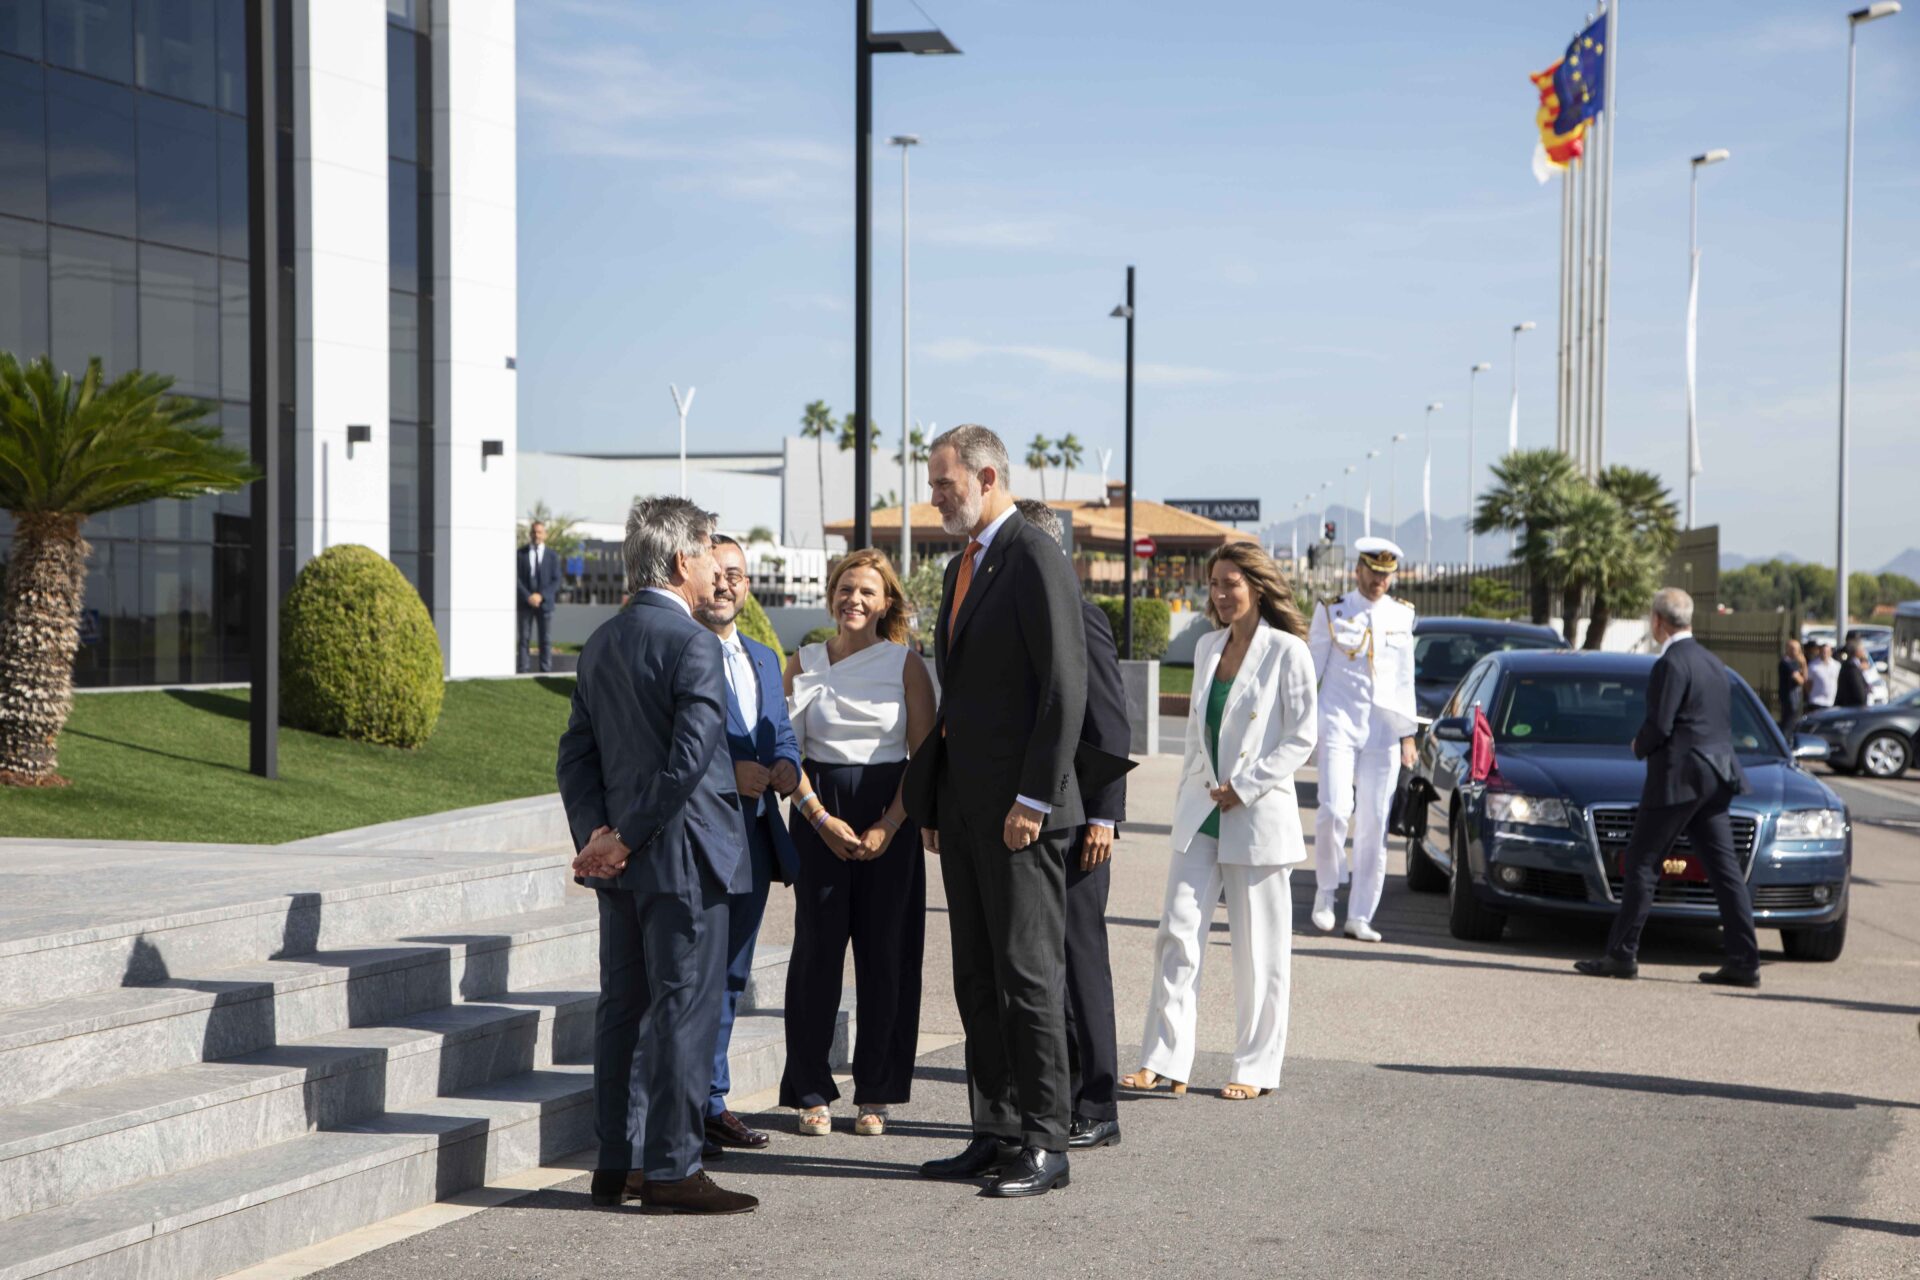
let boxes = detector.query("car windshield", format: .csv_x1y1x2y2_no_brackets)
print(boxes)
1416,631,1562,686
1891,688,1920,710
1491,672,1782,755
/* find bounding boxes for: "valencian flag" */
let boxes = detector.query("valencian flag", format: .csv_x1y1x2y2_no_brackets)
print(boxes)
1530,13,1608,183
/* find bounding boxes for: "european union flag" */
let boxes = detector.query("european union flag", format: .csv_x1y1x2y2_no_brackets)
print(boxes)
1551,14,1607,135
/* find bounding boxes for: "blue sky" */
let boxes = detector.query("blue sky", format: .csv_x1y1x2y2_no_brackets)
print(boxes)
514,0,1919,569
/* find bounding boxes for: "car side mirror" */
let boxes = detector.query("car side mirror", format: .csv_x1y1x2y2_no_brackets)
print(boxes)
1791,733,1829,763
1432,716,1470,743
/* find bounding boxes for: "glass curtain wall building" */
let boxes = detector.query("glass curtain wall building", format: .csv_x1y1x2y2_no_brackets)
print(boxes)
0,0,518,686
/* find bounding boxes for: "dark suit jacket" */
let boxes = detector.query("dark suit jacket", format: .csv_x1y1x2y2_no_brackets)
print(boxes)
1078,600,1129,825
516,544,563,614
903,509,1088,832
724,633,803,883
1632,636,1749,808
556,592,744,895
1835,658,1871,709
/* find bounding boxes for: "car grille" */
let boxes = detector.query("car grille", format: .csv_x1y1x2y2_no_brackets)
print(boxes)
1516,868,1589,901
1594,807,1758,905
1751,885,1830,912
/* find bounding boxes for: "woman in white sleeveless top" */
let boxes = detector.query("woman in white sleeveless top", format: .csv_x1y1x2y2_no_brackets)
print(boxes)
781,549,936,1137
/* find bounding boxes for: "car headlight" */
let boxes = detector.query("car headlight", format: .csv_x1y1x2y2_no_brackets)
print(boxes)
1486,793,1570,827
1777,809,1847,841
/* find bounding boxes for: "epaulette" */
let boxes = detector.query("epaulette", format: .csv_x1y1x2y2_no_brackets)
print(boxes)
1395,596,1416,610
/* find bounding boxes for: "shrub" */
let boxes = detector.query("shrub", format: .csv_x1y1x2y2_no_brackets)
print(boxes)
736,593,786,669
1093,595,1172,661
281,545,444,748
800,625,838,648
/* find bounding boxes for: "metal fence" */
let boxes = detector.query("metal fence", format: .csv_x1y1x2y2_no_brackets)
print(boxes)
1695,609,1793,711
1287,560,1538,619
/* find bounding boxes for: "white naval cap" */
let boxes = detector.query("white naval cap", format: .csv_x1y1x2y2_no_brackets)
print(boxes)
1354,536,1404,573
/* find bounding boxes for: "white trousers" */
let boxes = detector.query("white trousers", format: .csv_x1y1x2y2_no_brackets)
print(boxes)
1314,714,1401,925
1137,834,1293,1090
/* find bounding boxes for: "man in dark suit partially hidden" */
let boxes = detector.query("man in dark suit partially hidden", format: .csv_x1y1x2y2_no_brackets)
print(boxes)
516,520,564,673
1015,499,1131,1152
906,427,1087,1198
1577,587,1760,988
556,497,758,1214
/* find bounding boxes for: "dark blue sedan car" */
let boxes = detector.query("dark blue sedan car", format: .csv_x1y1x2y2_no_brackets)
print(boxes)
1404,650,1851,961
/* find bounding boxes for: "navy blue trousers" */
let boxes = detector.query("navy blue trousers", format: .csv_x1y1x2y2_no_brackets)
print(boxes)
709,820,776,1117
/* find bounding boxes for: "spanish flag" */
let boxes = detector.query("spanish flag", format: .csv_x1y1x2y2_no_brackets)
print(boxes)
1530,62,1586,182
1530,14,1608,183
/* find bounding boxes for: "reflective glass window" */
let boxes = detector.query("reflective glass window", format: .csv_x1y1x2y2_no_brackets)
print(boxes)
389,288,417,420
138,243,218,396
49,226,136,379
389,421,418,554
388,157,416,292
0,213,49,360
0,55,46,221
213,0,240,112
216,401,248,515
0,2,45,59
46,70,136,236
217,253,243,398
136,0,215,106
137,93,217,252
386,23,415,162
216,110,244,256
386,0,429,34
47,0,132,83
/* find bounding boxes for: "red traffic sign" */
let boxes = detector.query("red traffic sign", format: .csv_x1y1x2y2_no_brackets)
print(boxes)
1132,536,1157,559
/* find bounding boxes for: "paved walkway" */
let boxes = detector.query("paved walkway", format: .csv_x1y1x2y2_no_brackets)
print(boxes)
286,758,1920,1280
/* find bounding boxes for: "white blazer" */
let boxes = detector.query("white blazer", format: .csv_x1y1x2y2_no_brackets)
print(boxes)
1171,620,1319,865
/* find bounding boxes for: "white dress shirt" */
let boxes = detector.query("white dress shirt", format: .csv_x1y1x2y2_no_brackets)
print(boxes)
640,586,693,617
961,502,1052,819
718,630,757,723
1657,627,1694,657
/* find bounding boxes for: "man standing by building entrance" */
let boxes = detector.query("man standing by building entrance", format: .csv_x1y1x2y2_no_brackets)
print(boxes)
1307,537,1418,942
517,520,562,673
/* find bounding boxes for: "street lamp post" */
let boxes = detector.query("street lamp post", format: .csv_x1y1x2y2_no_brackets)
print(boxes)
1423,401,1443,566
1364,449,1382,536
1686,149,1730,530
669,384,694,497
1466,362,1491,572
891,134,918,574
1111,268,1136,658
1388,432,1408,536
853,0,959,550
1835,1,1897,635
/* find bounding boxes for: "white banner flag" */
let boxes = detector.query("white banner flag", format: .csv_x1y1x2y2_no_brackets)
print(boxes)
1508,384,1519,452
1363,486,1372,537
1422,449,1433,550
1686,247,1702,479
1291,525,1299,565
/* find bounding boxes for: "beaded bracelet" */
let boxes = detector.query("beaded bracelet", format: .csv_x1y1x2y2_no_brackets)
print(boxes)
809,807,831,831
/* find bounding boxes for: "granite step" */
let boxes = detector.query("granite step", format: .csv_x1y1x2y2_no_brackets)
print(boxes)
0,943,799,1223
0,904,598,1110
0,841,575,1012
0,1001,849,1280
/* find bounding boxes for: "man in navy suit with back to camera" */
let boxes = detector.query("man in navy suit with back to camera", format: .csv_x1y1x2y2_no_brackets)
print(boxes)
556,497,758,1214
695,535,803,1153
1576,587,1760,988
517,519,564,672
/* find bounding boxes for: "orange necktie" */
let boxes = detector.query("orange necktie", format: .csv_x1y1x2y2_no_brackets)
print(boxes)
948,540,985,637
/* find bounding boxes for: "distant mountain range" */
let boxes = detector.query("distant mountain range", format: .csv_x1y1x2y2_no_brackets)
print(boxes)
1722,548,1920,579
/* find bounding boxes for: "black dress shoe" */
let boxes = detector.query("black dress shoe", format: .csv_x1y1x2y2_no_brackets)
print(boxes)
986,1147,1069,1198
589,1169,643,1207
706,1109,770,1150
1698,966,1761,988
919,1135,1020,1180
702,1138,723,1160
1573,955,1639,980
1067,1117,1121,1150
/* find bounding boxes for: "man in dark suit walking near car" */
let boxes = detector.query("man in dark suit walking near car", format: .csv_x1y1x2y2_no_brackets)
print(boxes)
906,427,1088,1198
556,496,758,1214
1015,499,1132,1152
517,519,564,673
1576,587,1760,988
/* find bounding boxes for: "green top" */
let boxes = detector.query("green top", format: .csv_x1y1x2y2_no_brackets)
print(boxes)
1199,673,1233,838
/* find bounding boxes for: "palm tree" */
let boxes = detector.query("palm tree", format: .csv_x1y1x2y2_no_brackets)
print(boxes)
0,355,256,784
516,500,582,560
746,525,775,545
1056,432,1085,498
1472,448,1579,626
1024,434,1052,499
1589,465,1678,649
892,424,929,508
1548,485,1622,644
799,399,832,548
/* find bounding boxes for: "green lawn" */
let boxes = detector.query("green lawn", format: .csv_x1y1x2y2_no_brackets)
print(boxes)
1161,664,1194,694
3,678,578,844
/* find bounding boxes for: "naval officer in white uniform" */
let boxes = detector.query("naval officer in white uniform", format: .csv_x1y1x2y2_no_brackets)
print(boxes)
1307,537,1418,941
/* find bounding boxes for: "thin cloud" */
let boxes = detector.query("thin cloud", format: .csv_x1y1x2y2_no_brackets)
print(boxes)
922,338,1229,387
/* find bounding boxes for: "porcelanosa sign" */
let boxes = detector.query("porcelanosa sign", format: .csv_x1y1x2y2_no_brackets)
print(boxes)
1166,498,1261,523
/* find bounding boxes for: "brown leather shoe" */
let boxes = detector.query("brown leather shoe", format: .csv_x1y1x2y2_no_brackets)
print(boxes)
589,1170,645,1207
638,1171,758,1214
705,1109,771,1149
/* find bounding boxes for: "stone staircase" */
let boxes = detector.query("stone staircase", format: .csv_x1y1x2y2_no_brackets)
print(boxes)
0,841,837,1280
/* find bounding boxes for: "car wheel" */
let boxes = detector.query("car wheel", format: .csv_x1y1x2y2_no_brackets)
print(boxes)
1858,731,1911,780
1447,811,1506,942
1405,831,1446,893
1780,910,1847,962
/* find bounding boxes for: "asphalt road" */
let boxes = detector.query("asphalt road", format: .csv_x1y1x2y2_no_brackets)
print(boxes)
311,758,1920,1280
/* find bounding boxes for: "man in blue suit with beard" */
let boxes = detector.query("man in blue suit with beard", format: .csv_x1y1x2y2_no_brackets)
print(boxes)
696,535,803,1153
557,497,758,1215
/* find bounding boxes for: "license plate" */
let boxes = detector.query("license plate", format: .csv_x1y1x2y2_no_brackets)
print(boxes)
1617,851,1707,882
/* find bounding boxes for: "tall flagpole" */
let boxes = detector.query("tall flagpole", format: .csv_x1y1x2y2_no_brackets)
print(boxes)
1582,118,1601,475
1595,0,1619,473
1557,170,1573,454
1572,149,1589,473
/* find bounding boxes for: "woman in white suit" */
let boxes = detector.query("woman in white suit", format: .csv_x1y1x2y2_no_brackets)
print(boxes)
1122,542,1317,1100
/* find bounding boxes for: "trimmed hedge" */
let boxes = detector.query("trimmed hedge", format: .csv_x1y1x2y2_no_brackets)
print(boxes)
736,594,785,669
281,544,444,748
800,625,838,648
1092,595,1172,661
